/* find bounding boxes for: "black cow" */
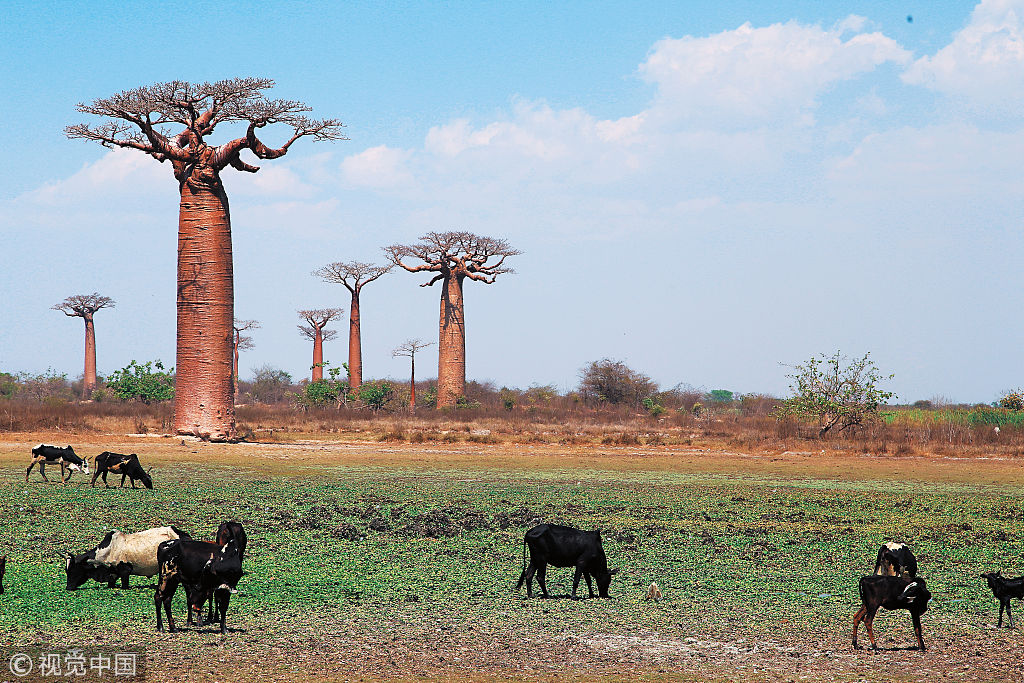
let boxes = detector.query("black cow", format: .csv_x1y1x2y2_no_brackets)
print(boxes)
874,542,918,579
853,575,931,651
980,571,1024,628
0,555,6,595
202,521,248,622
27,444,90,484
515,523,618,599
91,452,153,489
155,531,244,633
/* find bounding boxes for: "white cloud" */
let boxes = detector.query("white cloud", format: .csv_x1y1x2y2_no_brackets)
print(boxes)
904,0,1024,108
640,19,909,127
340,145,415,189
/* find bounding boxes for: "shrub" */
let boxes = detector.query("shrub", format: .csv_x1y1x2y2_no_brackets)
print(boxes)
250,365,293,404
999,391,1024,411
773,351,894,437
709,389,734,403
578,358,657,408
106,360,174,404
359,381,395,412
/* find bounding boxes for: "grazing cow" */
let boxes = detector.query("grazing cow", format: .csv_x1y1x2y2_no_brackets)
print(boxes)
155,533,244,633
853,575,931,651
91,452,153,489
980,571,1024,628
27,444,90,484
0,555,6,595
515,523,618,599
62,526,189,590
874,542,918,579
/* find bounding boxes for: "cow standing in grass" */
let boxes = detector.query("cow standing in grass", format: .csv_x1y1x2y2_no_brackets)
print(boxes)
91,452,153,489
27,444,90,484
980,571,1024,628
516,523,618,599
874,542,918,579
155,527,245,633
63,526,189,590
853,575,931,651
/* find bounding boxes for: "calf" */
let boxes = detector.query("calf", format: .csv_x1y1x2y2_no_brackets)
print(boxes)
874,542,918,579
155,535,244,633
63,526,189,590
91,452,153,489
27,444,90,484
0,555,6,595
853,575,931,651
980,571,1024,628
515,523,618,599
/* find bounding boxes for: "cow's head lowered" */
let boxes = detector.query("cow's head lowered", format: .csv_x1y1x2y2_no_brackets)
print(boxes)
60,551,130,590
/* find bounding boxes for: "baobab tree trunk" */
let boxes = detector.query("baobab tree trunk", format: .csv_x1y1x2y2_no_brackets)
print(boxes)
348,292,362,390
82,314,97,397
312,329,324,382
409,352,417,412
174,179,236,441
232,331,240,395
437,274,466,408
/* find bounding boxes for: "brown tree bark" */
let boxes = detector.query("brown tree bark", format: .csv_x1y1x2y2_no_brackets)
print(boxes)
438,274,467,407
83,314,97,396
409,351,417,410
174,178,235,441
313,328,324,381
348,293,361,389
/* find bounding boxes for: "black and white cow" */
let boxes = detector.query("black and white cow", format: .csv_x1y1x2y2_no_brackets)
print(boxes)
62,526,189,590
874,542,918,579
853,575,931,651
515,523,618,599
27,444,90,484
91,452,153,489
155,532,245,634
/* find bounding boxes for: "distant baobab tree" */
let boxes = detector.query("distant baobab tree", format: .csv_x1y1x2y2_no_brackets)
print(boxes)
52,293,115,397
67,78,345,441
392,338,434,411
232,318,260,391
313,261,392,391
298,308,343,382
386,231,519,408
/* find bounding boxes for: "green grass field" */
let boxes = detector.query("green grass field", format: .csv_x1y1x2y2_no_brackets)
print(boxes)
1,440,1023,681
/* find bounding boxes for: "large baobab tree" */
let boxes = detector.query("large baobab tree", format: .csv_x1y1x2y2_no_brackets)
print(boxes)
298,308,343,381
386,232,519,408
67,79,345,441
313,261,391,391
232,318,260,391
52,293,115,397
392,338,434,412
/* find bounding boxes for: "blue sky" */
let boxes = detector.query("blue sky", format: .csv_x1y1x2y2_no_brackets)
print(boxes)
1,1,1021,403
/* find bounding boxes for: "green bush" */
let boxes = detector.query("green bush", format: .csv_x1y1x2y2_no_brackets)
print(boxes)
358,381,394,412
999,391,1024,411
106,360,174,404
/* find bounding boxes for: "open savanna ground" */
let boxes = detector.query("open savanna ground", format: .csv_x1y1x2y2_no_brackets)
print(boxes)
1,434,1023,682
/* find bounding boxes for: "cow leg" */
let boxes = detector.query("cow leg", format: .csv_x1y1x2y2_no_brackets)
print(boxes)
572,566,583,599
90,467,101,487
522,561,537,598
216,592,230,634
60,462,70,484
911,612,926,651
536,563,550,598
998,600,1005,628
852,606,867,649
120,473,127,488
1007,601,1015,629
25,458,37,482
864,607,880,650
38,461,50,483
121,574,130,589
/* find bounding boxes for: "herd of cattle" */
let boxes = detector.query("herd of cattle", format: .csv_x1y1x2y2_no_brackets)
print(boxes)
5,444,1024,647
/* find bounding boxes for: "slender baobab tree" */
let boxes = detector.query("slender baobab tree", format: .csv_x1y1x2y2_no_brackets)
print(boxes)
52,293,115,397
232,318,260,392
298,308,343,381
67,78,345,441
392,339,434,411
313,261,392,391
386,232,519,408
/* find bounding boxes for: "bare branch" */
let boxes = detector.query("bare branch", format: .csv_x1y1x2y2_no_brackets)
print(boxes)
52,293,115,318
314,261,393,293
392,338,435,358
298,324,340,342
298,308,344,330
386,231,520,286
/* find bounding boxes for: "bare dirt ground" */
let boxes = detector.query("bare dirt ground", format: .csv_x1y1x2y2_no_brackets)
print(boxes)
2,432,1023,682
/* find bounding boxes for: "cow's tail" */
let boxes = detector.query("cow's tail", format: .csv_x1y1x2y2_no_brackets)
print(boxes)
514,536,528,591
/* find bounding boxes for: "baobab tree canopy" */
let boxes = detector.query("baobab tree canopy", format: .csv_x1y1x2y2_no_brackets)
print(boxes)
66,79,347,184
67,78,345,441
386,231,520,407
298,308,344,382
